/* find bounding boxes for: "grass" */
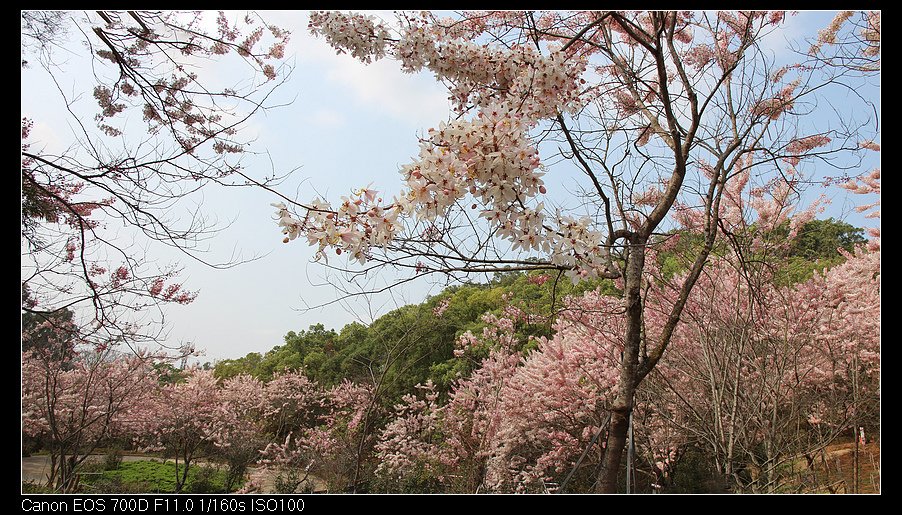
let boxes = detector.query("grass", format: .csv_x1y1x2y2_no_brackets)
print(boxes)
81,460,239,494
22,481,56,494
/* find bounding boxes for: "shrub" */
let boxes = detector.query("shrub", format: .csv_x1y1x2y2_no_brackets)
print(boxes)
103,447,124,471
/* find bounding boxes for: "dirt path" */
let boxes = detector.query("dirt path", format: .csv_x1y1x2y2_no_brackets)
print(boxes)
22,454,152,485
244,466,327,494
790,440,880,494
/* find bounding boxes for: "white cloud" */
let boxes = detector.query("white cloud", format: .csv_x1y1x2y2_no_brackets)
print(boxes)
324,59,450,128
26,121,64,155
287,10,451,129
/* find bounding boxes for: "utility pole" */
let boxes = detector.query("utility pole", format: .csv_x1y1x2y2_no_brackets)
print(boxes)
852,349,859,494
179,342,192,370
626,412,635,493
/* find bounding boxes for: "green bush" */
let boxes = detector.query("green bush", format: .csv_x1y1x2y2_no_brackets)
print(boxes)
103,447,124,471
273,470,301,494
22,480,55,494
187,466,218,494
662,445,729,494
370,471,445,494
76,460,106,474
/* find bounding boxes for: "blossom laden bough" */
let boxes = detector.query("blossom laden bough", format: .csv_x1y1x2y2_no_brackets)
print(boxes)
275,10,879,493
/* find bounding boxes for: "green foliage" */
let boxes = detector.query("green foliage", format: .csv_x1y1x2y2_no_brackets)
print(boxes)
215,325,341,382
214,352,263,380
661,445,730,494
22,480,58,494
214,270,616,406
788,218,866,260
21,286,77,359
769,218,866,285
187,465,218,494
654,218,866,285
85,476,148,494
775,255,845,286
82,460,237,493
272,472,297,494
103,446,124,471
153,362,186,384
212,217,865,413
370,466,446,493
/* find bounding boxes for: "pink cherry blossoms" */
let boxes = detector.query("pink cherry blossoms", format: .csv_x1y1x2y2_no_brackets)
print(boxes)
22,349,159,490
374,295,629,492
784,134,832,166
648,242,880,492
367,225,879,492
215,9,896,493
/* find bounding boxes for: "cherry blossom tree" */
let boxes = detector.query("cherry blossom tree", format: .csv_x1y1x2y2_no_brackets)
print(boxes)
838,152,879,252
21,348,159,491
257,370,374,492
483,295,624,492
371,224,878,493
373,294,684,493
644,15,881,490
255,369,325,492
636,157,879,493
375,313,524,492
21,11,290,353
311,380,375,491
276,10,877,491
375,380,451,491
208,374,268,492
145,368,220,493
644,242,879,492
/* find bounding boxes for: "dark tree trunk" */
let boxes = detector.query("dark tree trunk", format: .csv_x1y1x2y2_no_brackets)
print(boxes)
596,241,645,493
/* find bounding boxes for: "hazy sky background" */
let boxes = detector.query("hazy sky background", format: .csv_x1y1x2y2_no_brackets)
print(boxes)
22,11,879,363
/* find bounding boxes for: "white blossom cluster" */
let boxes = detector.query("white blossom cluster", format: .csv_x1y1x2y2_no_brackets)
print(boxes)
308,11,391,64
279,12,620,280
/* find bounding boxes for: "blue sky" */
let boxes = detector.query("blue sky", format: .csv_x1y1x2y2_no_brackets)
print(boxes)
22,11,879,362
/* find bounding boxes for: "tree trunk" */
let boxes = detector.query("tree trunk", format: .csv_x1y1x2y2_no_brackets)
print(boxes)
55,452,76,492
596,242,645,493
174,453,181,493
175,451,192,493
47,452,58,488
180,456,192,493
